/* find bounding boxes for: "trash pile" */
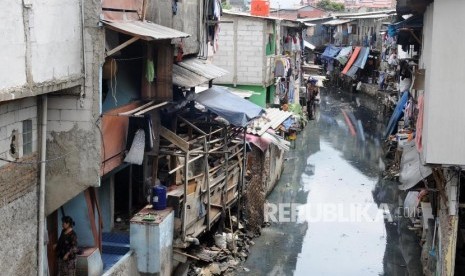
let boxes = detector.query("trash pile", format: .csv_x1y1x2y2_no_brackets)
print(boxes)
186,220,259,275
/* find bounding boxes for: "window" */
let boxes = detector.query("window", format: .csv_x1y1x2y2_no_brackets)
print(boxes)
22,120,32,155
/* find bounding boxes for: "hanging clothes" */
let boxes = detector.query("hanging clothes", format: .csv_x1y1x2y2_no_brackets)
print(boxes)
415,95,424,152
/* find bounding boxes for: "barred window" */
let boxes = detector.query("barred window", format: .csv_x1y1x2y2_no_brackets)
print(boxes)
22,120,32,155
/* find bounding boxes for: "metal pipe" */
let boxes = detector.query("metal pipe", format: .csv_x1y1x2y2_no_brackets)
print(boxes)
38,94,48,276
182,153,189,241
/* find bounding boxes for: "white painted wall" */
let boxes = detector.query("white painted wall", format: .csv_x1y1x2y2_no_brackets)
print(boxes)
0,0,83,95
0,1,27,90
31,0,83,82
0,98,38,167
423,0,465,166
213,15,265,85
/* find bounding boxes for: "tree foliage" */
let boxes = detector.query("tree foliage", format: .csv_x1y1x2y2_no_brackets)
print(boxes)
316,0,345,12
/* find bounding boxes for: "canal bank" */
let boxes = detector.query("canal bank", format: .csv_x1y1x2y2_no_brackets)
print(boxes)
237,88,423,276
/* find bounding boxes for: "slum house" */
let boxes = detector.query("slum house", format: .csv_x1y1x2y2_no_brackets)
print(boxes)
0,1,103,275
378,0,465,275
269,4,328,20
91,1,263,275
211,10,308,231
212,11,305,108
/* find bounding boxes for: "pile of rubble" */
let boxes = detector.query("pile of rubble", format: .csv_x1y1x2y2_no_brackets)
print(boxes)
186,228,259,276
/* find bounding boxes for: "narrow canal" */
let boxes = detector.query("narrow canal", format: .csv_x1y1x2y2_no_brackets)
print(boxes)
238,88,423,276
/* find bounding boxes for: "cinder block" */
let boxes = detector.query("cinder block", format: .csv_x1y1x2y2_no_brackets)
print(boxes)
0,112,15,128
47,109,61,121
18,106,37,122
7,101,20,113
60,109,92,122
0,127,6,140
0,104,7,115
47,96,78,110
20,97,37,109
47,121,75,133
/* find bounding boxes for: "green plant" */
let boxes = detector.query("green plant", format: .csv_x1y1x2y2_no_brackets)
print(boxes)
316,0,345,12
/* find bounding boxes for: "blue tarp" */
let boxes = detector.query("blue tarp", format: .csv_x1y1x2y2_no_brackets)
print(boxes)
195,86,265,127
384,91,409,138
321,45,341,61
388,16,423,37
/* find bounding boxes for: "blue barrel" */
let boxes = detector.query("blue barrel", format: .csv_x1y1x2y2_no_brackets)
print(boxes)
152,185,167,210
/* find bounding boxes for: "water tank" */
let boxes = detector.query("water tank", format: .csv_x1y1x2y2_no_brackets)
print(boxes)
152,185,167,210
250,0,270,17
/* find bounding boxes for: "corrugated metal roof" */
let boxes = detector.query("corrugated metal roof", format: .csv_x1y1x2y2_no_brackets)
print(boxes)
102,20,190,40
339,14,392,19
173,64,209,88
248,108,293,136
322,19,354,26
177,58,229,80
172,58,229,88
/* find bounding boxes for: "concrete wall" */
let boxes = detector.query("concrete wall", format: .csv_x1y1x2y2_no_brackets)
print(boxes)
422,0,465,166
146,0,200,55
0,0,84,102
0,98,38,166
213,15,266,86
0,188,38,276
45,0,104,214
103,251,139,276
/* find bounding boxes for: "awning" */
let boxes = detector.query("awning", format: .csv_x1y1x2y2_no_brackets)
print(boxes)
304,41,316,50
102,20,190,40
323,19,354,26
172,58,229,88
195,86,264,127
173,64,210,88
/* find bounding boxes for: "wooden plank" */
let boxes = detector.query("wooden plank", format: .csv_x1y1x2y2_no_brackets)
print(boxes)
178,116,207,135
134,102,169,116
106,36,139,57
160,126,189,152
118,100,155,116
84,189,99,250
168,154,204,175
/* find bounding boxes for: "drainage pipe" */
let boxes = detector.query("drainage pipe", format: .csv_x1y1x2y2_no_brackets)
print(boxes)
38,94,47,276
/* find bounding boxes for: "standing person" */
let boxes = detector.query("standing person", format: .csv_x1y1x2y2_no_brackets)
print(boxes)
306,78,319,120
55,216,78,276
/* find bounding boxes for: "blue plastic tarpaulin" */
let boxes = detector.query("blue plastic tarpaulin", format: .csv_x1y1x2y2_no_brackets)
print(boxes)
321,45,341,61
384,91,409,138
388,15,423,37
195,86,265,127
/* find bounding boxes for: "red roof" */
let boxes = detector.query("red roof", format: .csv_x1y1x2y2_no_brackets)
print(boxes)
298,10,327,19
